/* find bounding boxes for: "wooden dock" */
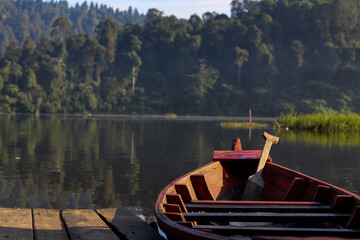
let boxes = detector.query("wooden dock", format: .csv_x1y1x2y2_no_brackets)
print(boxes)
0,207,165,240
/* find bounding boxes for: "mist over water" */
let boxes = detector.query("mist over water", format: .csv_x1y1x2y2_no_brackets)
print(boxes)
0,115,358,222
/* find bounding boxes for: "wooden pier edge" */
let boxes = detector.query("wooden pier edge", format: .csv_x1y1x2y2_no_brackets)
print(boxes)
0,207,164,240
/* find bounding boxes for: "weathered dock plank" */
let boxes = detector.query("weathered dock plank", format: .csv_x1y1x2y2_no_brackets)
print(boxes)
0,208,33,240
61,209,119,240
33,209,69,240
97,207,165,240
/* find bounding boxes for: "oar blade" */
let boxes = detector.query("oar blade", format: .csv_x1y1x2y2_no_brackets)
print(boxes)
242,170,264,200
242,132,279,200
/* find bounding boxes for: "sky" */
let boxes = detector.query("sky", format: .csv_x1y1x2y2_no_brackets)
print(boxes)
65,0,232,19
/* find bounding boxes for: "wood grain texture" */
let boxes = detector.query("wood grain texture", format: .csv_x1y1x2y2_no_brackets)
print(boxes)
183,212,351,222
163,204,182,213
190,200,321,205
166,194,187,213
0,208,33,240
186,203,331,213
193,225,360,237
190,174,214,200
61,209,118,240
97,207,164,240
33,209,69,240
175,184,192,203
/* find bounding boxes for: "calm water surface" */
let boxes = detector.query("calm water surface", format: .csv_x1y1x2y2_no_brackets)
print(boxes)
0,115,359,222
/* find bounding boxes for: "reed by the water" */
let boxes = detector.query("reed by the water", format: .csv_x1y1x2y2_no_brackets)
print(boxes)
220,122,268,128
277,113,360,132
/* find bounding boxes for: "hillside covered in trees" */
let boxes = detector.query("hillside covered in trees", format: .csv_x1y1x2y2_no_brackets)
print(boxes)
0,0,360,116
0,0,145,54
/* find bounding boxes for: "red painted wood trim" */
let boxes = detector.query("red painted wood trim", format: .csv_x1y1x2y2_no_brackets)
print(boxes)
183,212,351,222
190,174,214,201
313,185,332,204
166,194,188,213
185,204,331,213
266,162,360,202
175,184,192,203
176,221,193,228
163,203,182,214
232,138,242,151
331,195,354,213
213,150,271,161
190,200,322,205
165,212,185,222
282,177,305,201
346,206,360,228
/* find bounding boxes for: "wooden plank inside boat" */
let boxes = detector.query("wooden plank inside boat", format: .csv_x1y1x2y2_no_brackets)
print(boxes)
185,203,331,213
33,209,69,240
190,174,214,200
281,177,306,201
183,212,351,223
61,209,119,240
97,207,164,240
193,225,360,237
175,184,192,203
0,208,33,240
190,200,322,205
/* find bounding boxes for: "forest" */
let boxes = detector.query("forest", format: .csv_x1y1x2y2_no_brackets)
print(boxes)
0,0,144,54
0,0,360,116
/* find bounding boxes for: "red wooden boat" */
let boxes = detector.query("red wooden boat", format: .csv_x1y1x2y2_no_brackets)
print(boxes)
155,133,360,239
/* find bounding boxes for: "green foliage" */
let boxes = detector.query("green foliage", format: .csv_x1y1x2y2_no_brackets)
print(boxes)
186,59,218,99
220,122,268,128
51,17,72,41
95,17,121,63
0,1,145,55
0,0,359,115
277,113,360,132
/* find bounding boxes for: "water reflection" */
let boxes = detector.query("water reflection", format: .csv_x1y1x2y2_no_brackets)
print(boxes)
279,130,360,147
0,116,358,222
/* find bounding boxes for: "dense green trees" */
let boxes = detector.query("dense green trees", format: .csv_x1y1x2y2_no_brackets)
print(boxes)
0,0,360,116
0,0,145,55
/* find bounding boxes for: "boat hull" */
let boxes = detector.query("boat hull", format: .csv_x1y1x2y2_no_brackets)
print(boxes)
155,150,360,239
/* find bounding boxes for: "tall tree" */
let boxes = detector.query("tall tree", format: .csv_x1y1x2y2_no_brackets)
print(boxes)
50,17,72,41
185,59,219,111
95,17,122,63
234,47,249,86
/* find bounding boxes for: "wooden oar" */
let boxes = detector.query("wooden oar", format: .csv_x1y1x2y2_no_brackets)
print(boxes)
242,132,279,200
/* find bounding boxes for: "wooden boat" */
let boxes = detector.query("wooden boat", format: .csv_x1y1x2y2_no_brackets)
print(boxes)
155,133,360,239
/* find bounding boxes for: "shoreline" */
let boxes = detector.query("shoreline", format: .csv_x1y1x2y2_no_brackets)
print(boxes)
0,113,276,122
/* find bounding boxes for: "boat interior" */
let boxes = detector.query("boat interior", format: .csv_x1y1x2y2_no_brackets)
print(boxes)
157,139,360,239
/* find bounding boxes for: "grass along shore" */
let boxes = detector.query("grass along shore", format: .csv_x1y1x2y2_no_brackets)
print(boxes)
220,110,269,128
220,122,268,128
277,113,360,132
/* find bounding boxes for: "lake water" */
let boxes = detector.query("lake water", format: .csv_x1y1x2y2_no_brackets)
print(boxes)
0,115,359,223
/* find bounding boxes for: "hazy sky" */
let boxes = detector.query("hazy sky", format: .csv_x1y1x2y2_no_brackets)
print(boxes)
65,0,232,19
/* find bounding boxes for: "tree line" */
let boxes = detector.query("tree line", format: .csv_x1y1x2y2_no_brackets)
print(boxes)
0,0,360,116
0,0,145,55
